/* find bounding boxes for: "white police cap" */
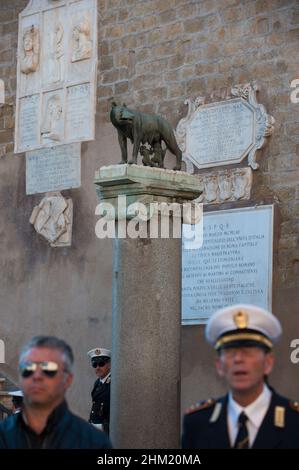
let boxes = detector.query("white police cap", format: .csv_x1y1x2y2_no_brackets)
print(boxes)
8,390,23,397
87,348,111,360
206,304,282,351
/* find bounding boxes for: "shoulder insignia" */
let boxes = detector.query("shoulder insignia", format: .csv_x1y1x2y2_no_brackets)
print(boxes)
274,406,285,428
209,402,222,423
185,398,215,415
290,400,299,412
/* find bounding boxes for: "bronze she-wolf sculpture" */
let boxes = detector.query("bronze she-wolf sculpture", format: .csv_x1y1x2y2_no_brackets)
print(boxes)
110,102,182,171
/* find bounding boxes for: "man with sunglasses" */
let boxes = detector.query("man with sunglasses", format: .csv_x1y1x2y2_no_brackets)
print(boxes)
88,348,111,434
0,336,111,449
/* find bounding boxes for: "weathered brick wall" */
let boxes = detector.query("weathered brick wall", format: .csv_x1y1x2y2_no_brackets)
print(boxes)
0,1,27,157
1,0,297,291
97,0,299,291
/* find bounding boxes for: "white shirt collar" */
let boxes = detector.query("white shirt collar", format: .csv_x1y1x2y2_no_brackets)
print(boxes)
100,371,111,384
229,384,271,428
227,384,272,447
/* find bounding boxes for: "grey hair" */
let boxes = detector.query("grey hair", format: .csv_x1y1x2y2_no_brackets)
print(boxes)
19,336,74,373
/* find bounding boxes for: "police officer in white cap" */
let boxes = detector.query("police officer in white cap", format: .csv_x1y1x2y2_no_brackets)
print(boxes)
87,348,111,434
182,304,299,449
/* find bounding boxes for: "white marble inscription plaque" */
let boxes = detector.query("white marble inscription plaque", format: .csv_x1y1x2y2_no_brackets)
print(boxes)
26,143,81,195
176,85,275,171
182,205,274,325
187,99,254,168
65,83,92,141
18,94,40,149
0,79,5,104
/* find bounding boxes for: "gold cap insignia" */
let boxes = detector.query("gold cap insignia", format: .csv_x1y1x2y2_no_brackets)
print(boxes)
95,348,101,355
233,311,248,329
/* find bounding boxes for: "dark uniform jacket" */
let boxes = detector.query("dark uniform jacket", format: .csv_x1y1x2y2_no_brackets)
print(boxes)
89,375,110,434
0,400,112,449
182,390,299,449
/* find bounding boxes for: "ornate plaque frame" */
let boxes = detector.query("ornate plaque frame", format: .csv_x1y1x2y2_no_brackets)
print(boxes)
176,83,275,172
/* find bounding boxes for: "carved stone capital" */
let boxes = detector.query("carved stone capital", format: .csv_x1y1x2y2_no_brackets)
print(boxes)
94,164,202,221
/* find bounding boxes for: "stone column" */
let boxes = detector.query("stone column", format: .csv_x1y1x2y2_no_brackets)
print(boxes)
95,164,201,449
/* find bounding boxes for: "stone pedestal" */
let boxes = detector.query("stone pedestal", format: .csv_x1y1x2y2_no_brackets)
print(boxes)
95,164,201,449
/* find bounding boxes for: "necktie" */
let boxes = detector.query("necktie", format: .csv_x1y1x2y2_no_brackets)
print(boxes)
234,411,249,449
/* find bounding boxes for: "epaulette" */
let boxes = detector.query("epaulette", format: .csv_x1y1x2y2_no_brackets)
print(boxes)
185,398,215,415
290,400,299,412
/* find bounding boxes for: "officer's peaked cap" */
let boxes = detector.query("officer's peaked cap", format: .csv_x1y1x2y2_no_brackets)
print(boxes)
205,304,282,351
87,348,111,360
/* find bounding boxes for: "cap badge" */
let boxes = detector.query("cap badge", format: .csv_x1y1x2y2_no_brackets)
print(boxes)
233,311,248,329
95,348,101,355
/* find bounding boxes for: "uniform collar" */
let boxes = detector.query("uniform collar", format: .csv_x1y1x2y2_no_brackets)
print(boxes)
228,384,272,429
100,372,111,384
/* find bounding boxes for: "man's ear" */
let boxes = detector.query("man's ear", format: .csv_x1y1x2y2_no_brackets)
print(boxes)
64,372,74,389
264,351,274,376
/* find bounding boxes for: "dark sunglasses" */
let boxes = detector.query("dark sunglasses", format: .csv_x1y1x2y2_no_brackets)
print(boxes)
92,359,108,368
19,361,59,378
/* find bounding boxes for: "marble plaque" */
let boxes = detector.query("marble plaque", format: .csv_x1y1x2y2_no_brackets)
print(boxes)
41,6,66,87
65,83,92,141
187,99,254,167
176,83,275,172
0,79,4,104
182,205,274,325
41,90,64,145
26,143,81,195
30,192,73,247
19,14,41,97
196,167,253,204
18,94,40,150
15,0,97,153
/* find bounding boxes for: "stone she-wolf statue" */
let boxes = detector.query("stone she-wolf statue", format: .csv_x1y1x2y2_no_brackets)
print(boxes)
110,102,182,171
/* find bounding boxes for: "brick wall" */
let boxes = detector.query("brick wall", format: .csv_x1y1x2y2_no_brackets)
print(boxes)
0,2,27,157
0,1,298,288
97,0,299,289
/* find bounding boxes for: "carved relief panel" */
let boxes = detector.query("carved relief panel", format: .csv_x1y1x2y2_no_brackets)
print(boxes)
196,167,253,204
15,0,97,153
30,192,73,247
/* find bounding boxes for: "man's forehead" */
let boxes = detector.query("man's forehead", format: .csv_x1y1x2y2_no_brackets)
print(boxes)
218,345,270,356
